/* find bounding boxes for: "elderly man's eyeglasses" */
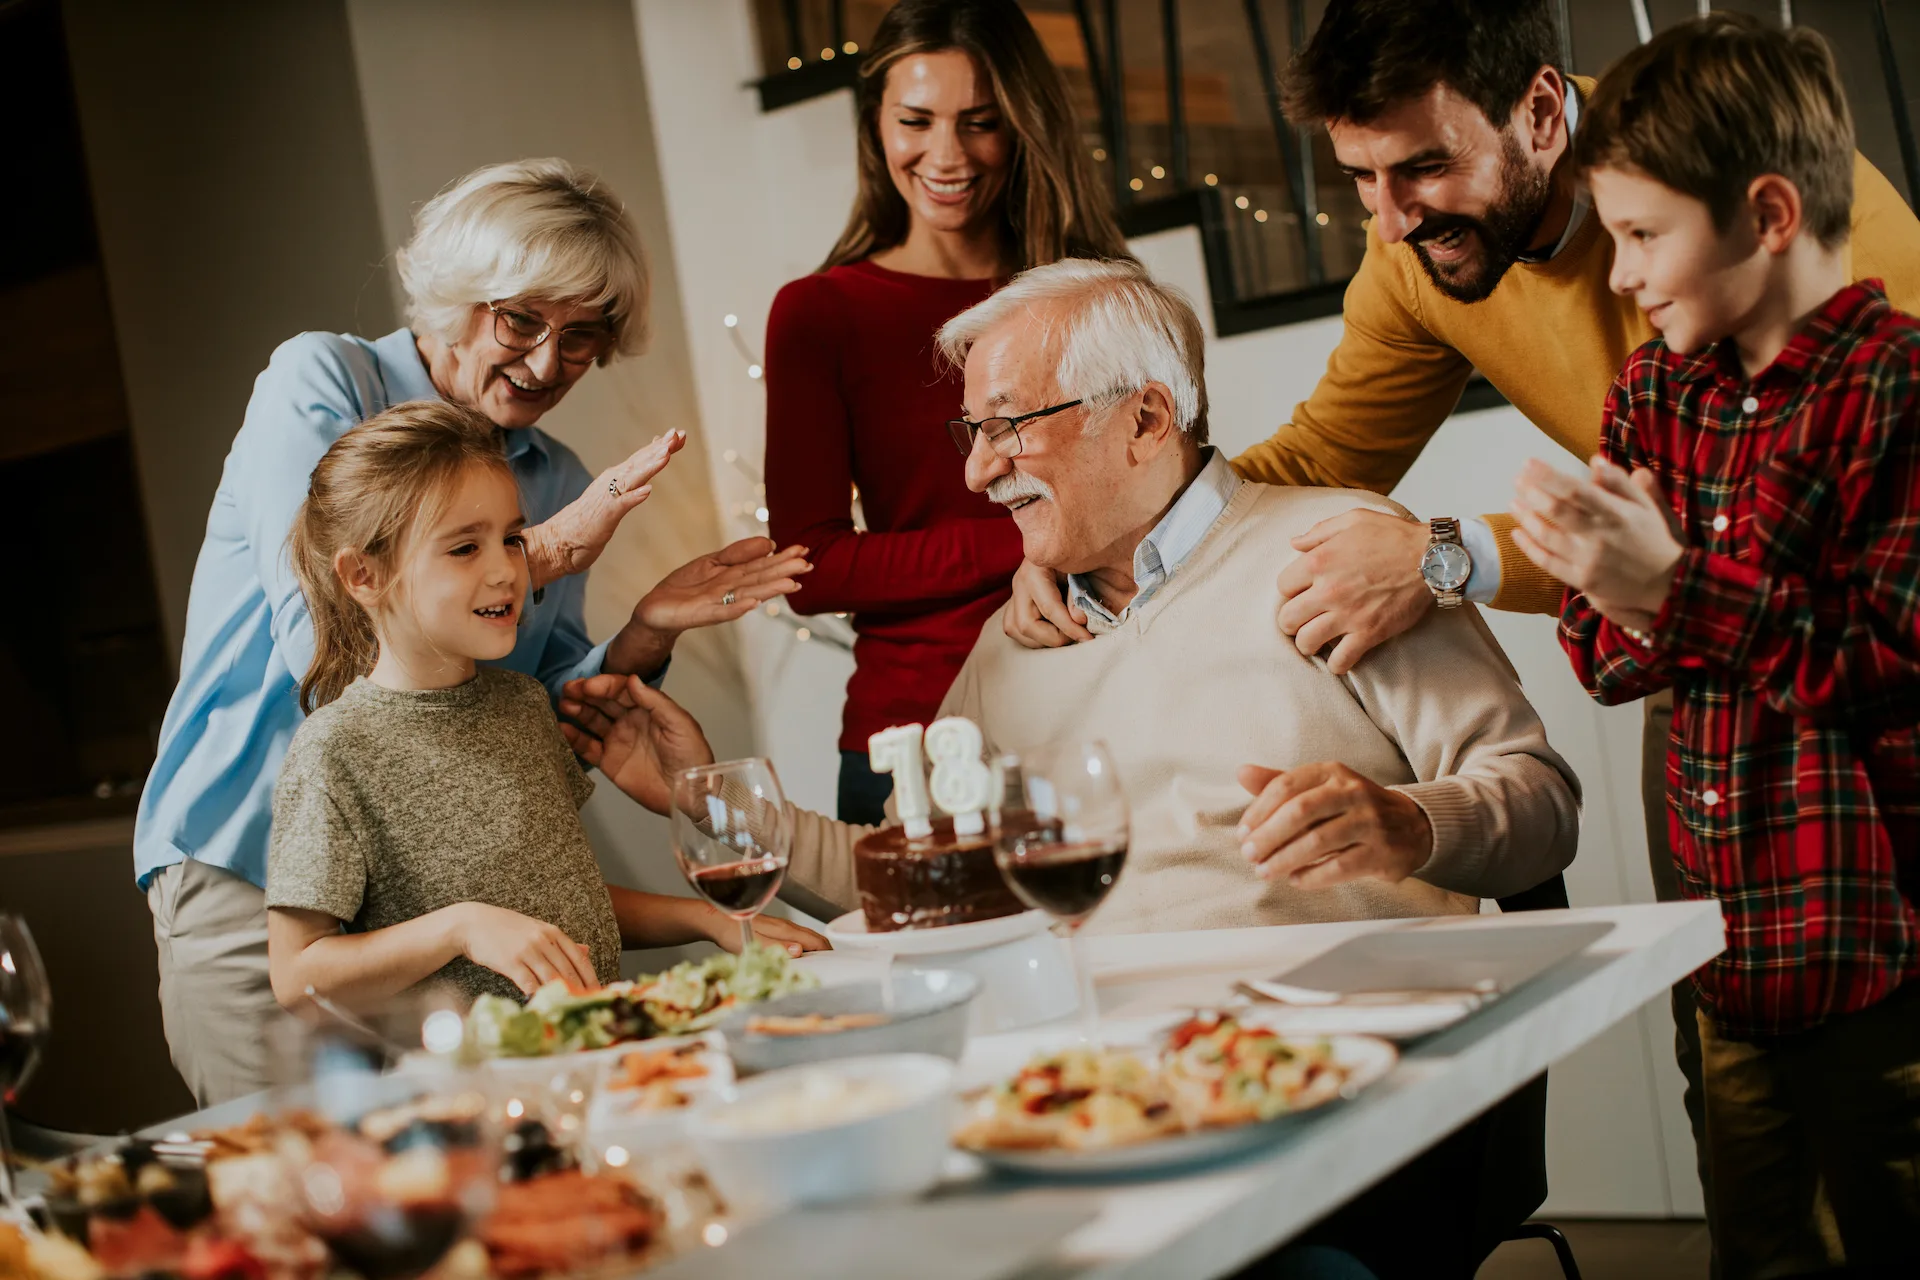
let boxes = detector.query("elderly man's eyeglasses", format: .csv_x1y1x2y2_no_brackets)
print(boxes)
488,301,615,366
946,399,1083,459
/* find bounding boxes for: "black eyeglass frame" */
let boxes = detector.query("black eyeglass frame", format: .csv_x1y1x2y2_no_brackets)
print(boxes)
487,300,615,367
945,398,1084,458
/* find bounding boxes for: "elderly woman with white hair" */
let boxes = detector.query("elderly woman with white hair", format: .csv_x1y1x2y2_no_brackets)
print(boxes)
135,158,808,1104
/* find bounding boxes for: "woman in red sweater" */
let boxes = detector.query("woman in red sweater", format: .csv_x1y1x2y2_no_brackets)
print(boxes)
765,0,1129,822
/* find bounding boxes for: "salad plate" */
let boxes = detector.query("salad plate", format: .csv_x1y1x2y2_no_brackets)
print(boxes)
463,943,819,1061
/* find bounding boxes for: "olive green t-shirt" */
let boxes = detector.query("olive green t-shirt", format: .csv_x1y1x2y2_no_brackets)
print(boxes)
267,669,622,1003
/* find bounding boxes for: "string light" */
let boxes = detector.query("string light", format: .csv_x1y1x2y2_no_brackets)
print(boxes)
843,41,859,54
1316,212,1330,226
1234,195,1250,210
1092,147,1107,161
821,47,835,60
1129,177,1144,191
1203,173,1218,186
787,56,801,70
717,312,855,654
1150,165,1165,179
1254,209,1268,223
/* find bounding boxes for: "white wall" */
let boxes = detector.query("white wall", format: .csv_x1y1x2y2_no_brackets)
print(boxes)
632,0,862,821
631,0,1699,1215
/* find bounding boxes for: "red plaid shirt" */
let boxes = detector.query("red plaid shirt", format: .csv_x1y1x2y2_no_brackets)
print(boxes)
1561,281,1920,1037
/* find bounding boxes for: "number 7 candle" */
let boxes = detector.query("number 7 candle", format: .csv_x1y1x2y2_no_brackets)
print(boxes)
868,724,934,838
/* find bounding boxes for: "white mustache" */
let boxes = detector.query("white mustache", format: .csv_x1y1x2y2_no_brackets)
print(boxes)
987,472,1055,506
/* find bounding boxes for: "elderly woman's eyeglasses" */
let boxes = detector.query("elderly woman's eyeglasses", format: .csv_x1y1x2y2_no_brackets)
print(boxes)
946,399,1083,459
488,301,614,366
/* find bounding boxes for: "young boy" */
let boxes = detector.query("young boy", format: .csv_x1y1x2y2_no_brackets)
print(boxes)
1511,15,1920,1278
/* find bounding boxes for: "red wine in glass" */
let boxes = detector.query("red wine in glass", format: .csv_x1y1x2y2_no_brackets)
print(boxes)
997,837,1129,923
992,744,1130,1039
687,858,786,915
312,1204,467,1280
671,758,793,956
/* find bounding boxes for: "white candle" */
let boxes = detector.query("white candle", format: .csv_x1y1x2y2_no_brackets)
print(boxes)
869,724,934,838
926,716,990,836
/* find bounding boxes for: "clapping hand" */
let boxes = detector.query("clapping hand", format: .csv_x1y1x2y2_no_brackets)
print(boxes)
527,430,687,588
560,674,715,815
1511,456,1683,631
634,537,812,635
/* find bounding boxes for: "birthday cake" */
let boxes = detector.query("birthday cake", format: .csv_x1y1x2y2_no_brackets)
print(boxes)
854,816,1024,932
853,718,1025,933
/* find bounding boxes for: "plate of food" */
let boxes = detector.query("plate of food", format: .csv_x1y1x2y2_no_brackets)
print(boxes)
954,1014,1397,1176
460,942,818,1063
583,1036,733,1147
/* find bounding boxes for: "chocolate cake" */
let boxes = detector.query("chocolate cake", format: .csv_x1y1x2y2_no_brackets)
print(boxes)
854,816,1025,932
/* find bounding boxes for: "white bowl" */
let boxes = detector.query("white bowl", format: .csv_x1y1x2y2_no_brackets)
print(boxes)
685,1053,955,1214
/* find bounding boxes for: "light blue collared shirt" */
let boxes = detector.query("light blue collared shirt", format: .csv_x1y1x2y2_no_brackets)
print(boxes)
134,328,616,890
1069,446,1240,629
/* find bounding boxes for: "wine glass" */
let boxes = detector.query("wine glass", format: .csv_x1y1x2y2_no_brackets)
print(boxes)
0,914,51,1206
670,758,791,957
991,742,1130,1040
269,996,497,1280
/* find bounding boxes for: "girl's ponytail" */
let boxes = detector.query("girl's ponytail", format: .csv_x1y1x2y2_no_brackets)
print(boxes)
289,399,512,714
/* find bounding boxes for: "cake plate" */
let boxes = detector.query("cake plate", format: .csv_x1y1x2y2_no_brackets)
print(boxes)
824,910,1079,1033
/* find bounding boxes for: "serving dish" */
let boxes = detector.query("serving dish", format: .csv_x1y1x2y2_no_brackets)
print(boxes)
715,968,979,1076
686,1054,956,1213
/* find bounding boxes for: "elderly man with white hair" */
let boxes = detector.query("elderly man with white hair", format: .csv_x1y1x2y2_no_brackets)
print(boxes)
567,257,1579,931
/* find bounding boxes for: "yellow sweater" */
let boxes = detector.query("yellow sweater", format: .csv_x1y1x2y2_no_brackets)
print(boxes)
1232,152,1920,615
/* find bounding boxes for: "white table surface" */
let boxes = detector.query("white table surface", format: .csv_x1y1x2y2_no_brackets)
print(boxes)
131,901,1723,1280
922,900,1725,1280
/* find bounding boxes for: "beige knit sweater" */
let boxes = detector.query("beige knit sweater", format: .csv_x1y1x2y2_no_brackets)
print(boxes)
787,482,1581,934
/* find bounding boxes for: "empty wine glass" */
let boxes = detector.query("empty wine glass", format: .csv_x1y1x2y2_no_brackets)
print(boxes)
992,742,1130,1040
0,914,50,1206
671,758,791,957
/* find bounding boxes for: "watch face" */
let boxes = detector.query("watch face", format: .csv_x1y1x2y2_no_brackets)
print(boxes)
1422,541,1472,591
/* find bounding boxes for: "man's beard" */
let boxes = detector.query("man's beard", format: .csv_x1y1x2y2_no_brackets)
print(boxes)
1406,133,1553,304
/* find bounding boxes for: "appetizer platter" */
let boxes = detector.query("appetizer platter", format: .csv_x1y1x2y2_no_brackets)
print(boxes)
955,1014,1397,1176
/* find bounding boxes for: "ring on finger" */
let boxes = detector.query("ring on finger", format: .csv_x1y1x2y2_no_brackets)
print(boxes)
721,589,737,606
608,478,621,497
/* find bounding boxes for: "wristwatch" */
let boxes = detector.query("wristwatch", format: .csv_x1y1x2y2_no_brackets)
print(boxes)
1420,517,1472,608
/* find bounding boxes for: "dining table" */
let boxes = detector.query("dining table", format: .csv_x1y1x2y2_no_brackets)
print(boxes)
134,899,1724,1280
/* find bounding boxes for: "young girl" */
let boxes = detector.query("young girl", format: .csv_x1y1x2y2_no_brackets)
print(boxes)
265,400,823,1010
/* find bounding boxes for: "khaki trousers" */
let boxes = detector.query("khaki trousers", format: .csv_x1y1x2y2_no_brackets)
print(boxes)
1698,981,1920,1279
147,859,295,1106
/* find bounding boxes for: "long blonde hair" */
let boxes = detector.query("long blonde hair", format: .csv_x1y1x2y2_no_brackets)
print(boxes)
823,0,1130,272
289,400,515,714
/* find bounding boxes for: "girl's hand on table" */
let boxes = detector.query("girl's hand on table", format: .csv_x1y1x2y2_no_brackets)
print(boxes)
456,903,599,995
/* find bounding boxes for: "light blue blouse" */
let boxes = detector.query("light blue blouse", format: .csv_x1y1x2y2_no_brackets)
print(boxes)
134,328,611,890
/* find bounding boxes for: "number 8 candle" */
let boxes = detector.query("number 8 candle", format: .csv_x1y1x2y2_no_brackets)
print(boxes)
926,717,990,835
868,724,934,838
